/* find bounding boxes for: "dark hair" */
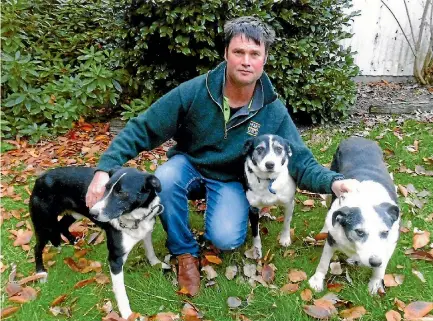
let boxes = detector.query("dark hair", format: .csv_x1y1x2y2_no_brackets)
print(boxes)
224,16,276,53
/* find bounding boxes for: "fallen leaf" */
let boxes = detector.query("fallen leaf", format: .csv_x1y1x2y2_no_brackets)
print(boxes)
385,310,401,321
177,287,191,297
17,273,46,285
73,277,96,289
413,231,430,249
201,265,217,280
243,264,257,278
394,298,406,311
261,264,275,284
384,274,398,287
204,255,222,265
225,266,237,280
301,289,313,301
398,185,408,197
404,301,433,319
95,273,110,285
5,282,22,297
303,304,337,320
339,306,366,320
412,269,426,283
327,283,344,292
329,262,343,275
227,296,242,309
13,229,33,246
148,312,180,321
303,199,315,207
280,283,299,294
288,269,307,283
51,294,68,307
0,306,20,318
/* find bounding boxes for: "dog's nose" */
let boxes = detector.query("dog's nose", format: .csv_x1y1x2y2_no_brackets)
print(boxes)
265,162,275,170
369,256,382,267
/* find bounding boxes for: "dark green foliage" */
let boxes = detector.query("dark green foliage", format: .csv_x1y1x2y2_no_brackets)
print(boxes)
1,0,128,142
2,0,359,143
124,0,359,124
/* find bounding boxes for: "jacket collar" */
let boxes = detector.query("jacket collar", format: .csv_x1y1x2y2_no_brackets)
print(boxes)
206,61,278,109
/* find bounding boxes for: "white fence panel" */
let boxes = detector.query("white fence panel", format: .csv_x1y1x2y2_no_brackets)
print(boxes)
341,0,431,76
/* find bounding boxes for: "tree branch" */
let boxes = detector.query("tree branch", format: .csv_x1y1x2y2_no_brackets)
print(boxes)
380,0,416,56
403,0,416,44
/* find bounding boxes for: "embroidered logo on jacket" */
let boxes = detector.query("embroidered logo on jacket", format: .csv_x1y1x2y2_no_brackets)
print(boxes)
247,121,261,136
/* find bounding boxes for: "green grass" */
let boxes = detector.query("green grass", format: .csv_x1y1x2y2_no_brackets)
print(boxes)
1,119,432,320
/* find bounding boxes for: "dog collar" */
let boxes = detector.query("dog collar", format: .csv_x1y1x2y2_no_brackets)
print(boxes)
255,175,277,195
118,204,165,230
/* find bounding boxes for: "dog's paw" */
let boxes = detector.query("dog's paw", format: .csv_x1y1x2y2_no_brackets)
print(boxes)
36,271,48,283
368,278,385,295
279,234,292,247
150,260,171,270
244,246,262,260
308,273,325,292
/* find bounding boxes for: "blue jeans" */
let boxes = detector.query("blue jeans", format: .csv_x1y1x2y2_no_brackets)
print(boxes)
155,155,250,257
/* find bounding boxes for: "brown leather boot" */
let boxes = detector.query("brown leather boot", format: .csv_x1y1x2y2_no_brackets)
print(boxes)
177,254,200,296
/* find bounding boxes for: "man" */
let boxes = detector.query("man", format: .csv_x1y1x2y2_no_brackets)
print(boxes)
86,16,357,296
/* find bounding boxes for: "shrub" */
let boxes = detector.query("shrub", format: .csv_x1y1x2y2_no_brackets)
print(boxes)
123,0,359,124
1,0,128,142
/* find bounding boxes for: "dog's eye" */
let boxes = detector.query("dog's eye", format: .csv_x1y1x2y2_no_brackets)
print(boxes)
355,229,366,237
380,231,389,238
275,146,283,154
256,147,265,153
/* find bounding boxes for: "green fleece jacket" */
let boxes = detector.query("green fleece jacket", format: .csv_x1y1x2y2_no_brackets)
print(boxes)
97,62,343,193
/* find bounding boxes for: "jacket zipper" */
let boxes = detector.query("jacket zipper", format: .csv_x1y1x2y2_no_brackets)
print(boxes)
206,72,228,139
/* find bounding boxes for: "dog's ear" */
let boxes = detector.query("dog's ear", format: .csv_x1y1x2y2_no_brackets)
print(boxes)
332,206,351,226
108,166,122,177
243,138,255,156
284,139,292,157
144,175,162,193
378,202,400,223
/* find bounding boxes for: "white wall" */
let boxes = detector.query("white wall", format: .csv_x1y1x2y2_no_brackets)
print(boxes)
341,0,431,76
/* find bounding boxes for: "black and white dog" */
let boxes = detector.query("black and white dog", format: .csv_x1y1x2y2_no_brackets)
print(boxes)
243,134,296,259
30,167,169,318
309,137,400,294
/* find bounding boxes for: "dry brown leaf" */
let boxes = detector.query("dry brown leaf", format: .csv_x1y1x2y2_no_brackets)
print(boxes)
303,304,337,320
204,255,222,265
13,229,33,246
339,306,367,320
17,273,46,285
177,287,192,297
126,312,141,321
5,282,23,297
0,306,20,318
148,312,180,320
101,311,124,321
280,283,299,294
327,283,344,292
413,231,431,250
404,301,433,319
261,264,275,284
303,199,315,207
300,289,313,301
394,298,406,311
288,269,307,283
74,249,90,258
95,273,110,285
314,233,328,241
398,185,408,197
384,274,399,287
73,277,96,289
385,310,402,321
51,294,68,307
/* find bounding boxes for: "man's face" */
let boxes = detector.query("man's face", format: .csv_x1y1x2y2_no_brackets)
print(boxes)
225,34,267,87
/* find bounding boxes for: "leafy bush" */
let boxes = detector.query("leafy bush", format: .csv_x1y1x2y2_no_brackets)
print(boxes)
1,0,128,142
124,0,359,124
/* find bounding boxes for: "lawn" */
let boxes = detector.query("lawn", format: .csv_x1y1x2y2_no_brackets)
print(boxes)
1,118,432,321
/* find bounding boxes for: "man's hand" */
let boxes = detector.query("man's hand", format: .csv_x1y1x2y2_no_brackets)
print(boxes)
331,178,360,197
86,171,109,208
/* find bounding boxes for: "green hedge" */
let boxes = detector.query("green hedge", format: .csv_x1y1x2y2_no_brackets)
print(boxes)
1,0,128,142
1,0,359,143
123,0,359,123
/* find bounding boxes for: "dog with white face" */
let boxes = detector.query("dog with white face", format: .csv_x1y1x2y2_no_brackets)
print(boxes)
309,137,400,295
243,134,296,258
